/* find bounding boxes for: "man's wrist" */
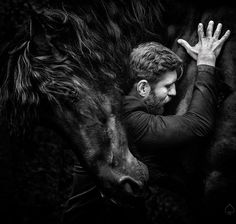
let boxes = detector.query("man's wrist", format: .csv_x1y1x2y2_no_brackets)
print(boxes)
197,54,216,66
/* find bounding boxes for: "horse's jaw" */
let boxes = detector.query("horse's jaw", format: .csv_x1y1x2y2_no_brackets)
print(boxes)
48,103,149,204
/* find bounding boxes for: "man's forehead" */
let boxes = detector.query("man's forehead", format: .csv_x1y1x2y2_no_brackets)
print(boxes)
159,70,177,83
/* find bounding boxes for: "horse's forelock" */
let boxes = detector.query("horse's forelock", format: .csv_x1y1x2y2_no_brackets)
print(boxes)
0,44,112,135
40,9,121,88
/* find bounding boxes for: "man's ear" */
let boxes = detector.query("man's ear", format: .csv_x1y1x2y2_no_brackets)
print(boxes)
136,80,151,98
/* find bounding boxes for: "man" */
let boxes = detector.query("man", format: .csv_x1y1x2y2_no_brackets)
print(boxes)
122,21,230,221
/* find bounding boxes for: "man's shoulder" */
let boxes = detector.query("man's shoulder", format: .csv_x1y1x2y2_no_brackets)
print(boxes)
122,95,147,115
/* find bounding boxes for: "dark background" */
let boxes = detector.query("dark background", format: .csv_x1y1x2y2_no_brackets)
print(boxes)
0,1,77,224
0,1,235,224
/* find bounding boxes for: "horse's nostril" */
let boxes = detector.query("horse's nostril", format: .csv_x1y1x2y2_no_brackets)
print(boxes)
124,182,134,194
119,176,143,196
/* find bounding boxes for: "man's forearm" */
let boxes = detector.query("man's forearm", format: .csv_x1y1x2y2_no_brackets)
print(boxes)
188,65,217,127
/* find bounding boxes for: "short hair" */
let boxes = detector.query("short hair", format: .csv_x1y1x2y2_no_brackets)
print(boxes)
129,42,183,85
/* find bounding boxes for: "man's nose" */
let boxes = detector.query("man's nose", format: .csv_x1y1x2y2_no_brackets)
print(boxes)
169,84,176,96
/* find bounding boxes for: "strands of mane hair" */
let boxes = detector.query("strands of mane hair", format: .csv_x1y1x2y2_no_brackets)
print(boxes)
0,1,164,136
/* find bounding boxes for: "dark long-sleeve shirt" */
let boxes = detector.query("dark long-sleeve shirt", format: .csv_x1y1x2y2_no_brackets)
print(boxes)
122,65,217,178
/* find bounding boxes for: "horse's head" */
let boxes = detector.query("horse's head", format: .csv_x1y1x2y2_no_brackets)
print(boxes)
0,9,148,204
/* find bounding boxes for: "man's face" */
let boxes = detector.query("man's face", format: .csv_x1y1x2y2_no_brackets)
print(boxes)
144,70,177,114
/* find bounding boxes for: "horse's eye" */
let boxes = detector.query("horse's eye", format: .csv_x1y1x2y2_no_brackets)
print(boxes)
97,112,108,124
100,116,108,124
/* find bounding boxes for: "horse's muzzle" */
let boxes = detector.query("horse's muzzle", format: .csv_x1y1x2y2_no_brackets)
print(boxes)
119,175,147,198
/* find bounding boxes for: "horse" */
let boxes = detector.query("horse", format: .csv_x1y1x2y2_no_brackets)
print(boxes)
0,8,150,223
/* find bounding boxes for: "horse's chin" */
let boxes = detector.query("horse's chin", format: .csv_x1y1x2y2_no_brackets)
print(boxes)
100,180,148,208
102,189,147,209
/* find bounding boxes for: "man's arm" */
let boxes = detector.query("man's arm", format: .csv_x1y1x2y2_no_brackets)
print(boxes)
123,64,216,147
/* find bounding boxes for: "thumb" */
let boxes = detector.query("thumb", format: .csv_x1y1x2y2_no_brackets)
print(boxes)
177,39,197,60
177,39,192,52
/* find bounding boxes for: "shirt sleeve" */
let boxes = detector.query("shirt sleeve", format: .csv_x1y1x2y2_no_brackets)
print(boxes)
123,65,218,148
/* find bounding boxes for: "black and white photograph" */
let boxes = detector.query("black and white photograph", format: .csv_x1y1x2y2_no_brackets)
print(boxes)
0,0,235,223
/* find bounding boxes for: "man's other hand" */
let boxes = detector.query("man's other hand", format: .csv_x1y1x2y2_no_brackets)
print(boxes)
177,21,230,66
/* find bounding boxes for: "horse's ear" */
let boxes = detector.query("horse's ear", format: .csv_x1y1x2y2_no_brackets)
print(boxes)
29,16,49,48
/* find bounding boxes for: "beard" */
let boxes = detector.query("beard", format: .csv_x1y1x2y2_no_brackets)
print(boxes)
144,91,165,115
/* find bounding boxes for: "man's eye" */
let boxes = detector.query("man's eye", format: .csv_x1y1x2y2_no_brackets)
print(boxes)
166,83,174,89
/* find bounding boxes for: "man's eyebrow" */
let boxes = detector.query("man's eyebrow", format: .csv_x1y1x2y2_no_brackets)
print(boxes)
173,76,178,83
167,79,177,85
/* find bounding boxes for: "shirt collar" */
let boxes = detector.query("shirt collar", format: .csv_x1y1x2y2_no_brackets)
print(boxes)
122,95,148,115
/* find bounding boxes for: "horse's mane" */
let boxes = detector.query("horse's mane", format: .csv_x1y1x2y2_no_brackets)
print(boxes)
0,1,164,135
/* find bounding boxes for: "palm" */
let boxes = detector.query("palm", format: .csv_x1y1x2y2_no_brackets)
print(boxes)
185,42,200,60
177,21,230,64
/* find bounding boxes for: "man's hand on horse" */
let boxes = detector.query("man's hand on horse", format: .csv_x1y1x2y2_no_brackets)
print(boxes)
177,20,231,66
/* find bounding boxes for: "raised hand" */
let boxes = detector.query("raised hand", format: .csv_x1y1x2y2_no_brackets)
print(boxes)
177,21,231,66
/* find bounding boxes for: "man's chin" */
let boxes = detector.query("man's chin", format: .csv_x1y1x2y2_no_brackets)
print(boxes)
156,106,164,115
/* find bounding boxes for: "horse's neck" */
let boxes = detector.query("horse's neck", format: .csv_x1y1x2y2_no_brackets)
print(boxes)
175,61,197,115
167,11,199,115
